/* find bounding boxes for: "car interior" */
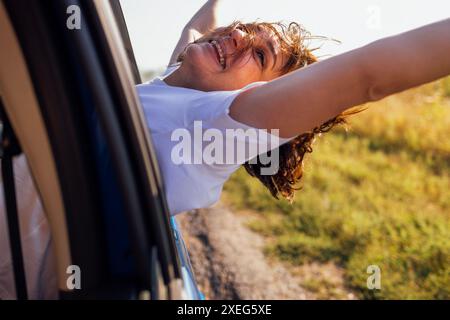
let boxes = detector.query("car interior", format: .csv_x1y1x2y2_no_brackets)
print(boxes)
0,0,200,300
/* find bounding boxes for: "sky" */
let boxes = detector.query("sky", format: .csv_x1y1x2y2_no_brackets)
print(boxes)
120,0,450,72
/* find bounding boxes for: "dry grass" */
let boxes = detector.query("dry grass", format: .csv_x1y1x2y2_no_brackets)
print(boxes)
224,77,450,299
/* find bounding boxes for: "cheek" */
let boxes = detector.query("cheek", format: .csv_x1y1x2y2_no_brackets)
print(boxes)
231,59,262,84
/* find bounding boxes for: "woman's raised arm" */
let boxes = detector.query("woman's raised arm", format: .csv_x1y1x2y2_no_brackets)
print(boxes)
231,18,450,138
168,0,220,66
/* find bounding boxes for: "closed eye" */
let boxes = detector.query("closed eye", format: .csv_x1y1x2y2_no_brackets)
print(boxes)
255,49,265,67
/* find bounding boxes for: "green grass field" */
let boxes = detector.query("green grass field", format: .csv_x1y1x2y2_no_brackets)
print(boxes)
223,77,450,299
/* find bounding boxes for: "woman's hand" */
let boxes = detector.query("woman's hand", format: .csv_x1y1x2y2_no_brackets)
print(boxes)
168,0,221,65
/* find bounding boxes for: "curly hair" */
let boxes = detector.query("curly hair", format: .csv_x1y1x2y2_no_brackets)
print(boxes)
244,107,364,201
177,21,365,202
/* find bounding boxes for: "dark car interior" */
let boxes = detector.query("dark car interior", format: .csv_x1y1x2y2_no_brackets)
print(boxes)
1,0,186,299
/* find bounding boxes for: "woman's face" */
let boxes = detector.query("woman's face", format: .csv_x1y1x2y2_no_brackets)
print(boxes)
167,27,285,91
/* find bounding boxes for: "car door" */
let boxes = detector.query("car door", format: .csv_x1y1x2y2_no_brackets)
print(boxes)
1,0,195,299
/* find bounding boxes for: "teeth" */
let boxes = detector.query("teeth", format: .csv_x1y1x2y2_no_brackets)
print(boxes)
212,40,225,68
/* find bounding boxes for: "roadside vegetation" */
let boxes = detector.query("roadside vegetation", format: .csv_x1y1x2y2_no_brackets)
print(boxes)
223,77,450,299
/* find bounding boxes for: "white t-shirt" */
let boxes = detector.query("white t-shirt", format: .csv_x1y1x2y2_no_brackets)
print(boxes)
0,66,290,299
137,66,290,214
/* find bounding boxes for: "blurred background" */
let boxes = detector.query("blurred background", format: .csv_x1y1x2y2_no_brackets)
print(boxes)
121,0,449,299
121,0,450,75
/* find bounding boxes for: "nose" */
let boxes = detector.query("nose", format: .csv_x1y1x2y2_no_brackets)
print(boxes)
229,28,246,48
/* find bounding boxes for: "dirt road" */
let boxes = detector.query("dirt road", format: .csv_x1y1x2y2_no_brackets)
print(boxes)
176,204,315,299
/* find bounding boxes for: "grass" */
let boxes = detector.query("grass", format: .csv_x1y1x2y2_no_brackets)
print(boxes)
223,77,450,300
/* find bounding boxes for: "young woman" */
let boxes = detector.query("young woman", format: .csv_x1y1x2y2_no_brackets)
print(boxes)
137,0,450,215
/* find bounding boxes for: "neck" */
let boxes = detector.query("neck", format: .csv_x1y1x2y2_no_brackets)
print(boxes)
164,64,212,92
164,65,191,88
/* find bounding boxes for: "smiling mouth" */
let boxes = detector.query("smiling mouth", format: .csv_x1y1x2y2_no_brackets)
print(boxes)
210,40,226,69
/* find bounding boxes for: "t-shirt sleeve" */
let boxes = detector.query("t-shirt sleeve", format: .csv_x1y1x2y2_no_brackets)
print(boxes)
186,82,293,167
